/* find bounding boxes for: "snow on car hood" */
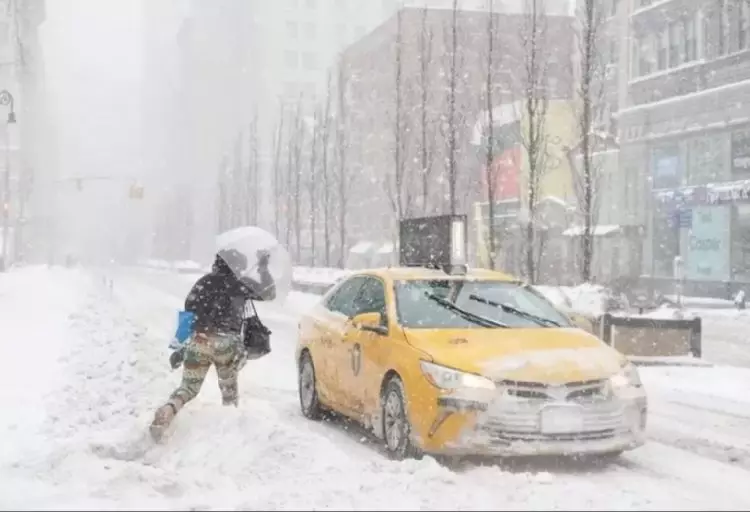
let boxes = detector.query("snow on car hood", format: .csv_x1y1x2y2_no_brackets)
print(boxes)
403,327,625,384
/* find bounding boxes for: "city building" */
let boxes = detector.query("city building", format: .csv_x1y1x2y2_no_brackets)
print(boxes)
617,0,750,295
337,5,577,274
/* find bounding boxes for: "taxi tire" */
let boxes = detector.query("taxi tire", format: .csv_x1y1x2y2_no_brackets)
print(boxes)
298,351,323,420
382,377,423,461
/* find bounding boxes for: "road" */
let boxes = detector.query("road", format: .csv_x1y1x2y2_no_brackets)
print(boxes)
5,266,748,510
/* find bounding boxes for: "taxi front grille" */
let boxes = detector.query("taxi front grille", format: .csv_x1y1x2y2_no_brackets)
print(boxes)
499,378,608,402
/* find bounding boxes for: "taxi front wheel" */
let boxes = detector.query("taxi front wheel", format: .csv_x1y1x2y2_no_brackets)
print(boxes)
382,377,422,461
298,351,323,420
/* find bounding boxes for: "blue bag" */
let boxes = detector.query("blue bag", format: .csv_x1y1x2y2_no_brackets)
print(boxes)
169,310,195,350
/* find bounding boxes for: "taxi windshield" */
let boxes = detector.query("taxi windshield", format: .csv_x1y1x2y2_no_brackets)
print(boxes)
394,279,571,329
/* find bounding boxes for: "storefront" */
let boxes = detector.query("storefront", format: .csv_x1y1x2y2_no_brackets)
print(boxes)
650,124,750,282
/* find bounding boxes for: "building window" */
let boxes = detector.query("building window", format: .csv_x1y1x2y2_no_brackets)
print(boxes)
285,50,298,68
739,2,750,51
608,39,619,65
632,12,701,79
732,204,750,280
303,22,316,40
651,145,681,189
731,128,750,178
302,52,317,70
719,0,731,56
635,33,656,77
657,31,668,70
286,21,298,39
284,82,299,97
0,22,8,47
684,14,698,62
687,134,726,185
668,21,683,67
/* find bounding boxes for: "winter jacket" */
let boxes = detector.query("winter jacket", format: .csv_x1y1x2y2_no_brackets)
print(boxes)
184,256,275,335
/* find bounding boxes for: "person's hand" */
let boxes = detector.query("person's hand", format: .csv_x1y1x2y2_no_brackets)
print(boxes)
169,347,185,370
257,249,271,268
232,348,249,371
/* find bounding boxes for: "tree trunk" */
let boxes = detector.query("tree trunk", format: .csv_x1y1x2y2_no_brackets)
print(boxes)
272,104,284,239
308,110,319,266
484,3,497,270
447,0,459,215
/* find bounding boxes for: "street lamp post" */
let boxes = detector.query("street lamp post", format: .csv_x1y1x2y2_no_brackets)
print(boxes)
0,89,16,271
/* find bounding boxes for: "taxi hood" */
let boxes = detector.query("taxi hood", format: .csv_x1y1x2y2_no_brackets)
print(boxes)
403,327,626,384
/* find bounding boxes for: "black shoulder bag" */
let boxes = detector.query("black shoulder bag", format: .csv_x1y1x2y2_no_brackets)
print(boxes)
241,300,272,360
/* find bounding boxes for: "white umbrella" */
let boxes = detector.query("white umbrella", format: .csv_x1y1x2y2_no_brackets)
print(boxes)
215,226,292,303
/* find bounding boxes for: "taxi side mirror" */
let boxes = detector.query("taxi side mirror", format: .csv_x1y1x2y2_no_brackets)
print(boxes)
351,312,387,336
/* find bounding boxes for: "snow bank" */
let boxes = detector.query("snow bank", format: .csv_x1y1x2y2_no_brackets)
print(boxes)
535,283,612,318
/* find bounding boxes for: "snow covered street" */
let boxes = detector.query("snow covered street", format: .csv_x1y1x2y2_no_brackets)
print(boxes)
2,266,750,510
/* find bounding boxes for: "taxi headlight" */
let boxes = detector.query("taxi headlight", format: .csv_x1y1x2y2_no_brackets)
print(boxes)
420,361,496,390
609,363,642,391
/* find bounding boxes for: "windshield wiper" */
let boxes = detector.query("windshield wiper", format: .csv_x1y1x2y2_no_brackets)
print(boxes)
468,294,562,327
425,292,509,328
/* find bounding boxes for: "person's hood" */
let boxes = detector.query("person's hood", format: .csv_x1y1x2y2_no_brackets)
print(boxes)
212,256,234,275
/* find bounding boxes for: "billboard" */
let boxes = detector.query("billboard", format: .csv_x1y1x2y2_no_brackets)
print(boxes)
482,146,521,201
399,215,468,270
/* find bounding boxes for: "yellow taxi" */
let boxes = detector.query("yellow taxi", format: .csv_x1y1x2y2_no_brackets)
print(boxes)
295,266,647,460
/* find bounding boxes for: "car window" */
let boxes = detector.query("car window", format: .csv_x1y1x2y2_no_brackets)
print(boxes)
325,276,366,317
352,276,388,325
394,279,571,329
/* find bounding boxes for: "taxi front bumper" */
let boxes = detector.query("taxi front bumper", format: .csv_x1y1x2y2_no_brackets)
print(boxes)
426,394,647,457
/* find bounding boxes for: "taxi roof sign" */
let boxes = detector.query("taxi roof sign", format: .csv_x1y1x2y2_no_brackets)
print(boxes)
399,214,468,274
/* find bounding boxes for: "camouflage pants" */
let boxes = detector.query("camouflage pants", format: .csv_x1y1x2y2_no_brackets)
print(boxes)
167,332,242,413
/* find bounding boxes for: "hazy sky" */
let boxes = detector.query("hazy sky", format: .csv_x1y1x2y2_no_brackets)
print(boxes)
38,0,149,260
41,0,145,180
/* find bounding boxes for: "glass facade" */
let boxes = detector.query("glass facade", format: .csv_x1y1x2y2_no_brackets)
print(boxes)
649,126,750,282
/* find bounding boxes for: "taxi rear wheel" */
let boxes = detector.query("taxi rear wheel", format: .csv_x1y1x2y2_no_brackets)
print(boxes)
298,351,322,420
382,377,422,460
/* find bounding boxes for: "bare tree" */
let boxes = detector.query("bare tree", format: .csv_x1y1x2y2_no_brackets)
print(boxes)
418,6,435,214
284,99,304,251
217,156,230,232
307,108,319,265
272,103,285,239
292,99,305,264
335,62,350,267
321,72,334,266
574,0,606,283
247,108,260,226
229,132,243,228
482,0,498,270
385,8,411,223
519,0,550,284
446,0,460,214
